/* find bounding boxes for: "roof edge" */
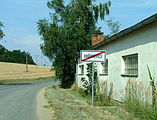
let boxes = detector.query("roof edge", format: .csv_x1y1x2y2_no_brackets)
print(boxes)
93,13,157,49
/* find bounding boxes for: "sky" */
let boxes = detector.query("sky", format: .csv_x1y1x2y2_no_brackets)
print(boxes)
0,0,157,66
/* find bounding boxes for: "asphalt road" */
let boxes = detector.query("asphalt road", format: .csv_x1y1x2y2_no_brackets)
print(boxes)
0,80,54,120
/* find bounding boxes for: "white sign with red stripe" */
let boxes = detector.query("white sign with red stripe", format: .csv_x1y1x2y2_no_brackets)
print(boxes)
80,50,106,62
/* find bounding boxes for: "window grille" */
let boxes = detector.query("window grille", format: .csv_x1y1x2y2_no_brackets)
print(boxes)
123,54,138,75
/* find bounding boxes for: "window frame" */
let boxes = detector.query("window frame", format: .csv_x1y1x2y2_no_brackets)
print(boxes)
121,53,138,77
100,59,108,76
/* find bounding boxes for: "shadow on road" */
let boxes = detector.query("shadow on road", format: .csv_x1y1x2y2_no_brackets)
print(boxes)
0,83,32,86
8,83,33,85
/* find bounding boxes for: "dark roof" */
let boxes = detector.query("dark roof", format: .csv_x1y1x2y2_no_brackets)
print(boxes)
93,13,157,49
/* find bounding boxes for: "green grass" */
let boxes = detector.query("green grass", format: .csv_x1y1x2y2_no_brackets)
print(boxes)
0,76,55,85
45,86,137,120
124,97,157,120
124,78,157,120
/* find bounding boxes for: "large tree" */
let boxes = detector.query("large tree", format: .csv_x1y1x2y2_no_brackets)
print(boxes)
37,0,111,88
0,22,4,39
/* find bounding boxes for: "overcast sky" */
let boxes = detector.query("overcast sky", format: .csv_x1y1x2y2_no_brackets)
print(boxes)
0,0,157,66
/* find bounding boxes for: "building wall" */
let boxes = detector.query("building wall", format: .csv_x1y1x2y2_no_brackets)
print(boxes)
76,60,90,88
76,22,157,101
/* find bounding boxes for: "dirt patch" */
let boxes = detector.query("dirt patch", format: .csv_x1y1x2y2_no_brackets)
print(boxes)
36,88,55,120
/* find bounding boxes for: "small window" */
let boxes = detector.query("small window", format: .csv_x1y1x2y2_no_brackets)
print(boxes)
101,59,108,75
79,65,84,75
122,54,138,75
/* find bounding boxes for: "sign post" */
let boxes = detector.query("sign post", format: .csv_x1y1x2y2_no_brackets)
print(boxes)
80,50,106,105
92,62,95,105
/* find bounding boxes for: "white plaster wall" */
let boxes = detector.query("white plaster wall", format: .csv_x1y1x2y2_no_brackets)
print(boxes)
77,60,91,88
76,22,157,101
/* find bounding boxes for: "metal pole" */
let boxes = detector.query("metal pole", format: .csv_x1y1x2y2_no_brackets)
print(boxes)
92,62,95,105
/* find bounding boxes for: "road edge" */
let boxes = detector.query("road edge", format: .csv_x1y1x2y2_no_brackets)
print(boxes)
36,88,54,120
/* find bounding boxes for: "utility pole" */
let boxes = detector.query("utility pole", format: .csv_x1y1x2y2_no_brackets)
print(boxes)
40,56,43,66
26,54,28,72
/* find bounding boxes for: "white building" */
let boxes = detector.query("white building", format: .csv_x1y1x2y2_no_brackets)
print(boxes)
76,13,157,101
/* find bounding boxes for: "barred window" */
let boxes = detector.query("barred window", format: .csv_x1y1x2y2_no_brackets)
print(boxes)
79,65,84,75
123,54,138,75
101,59,108,74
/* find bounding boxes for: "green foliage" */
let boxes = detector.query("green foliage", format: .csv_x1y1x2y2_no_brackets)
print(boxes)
125,99,157,120
94,93,110,106
0,22,5,39
73,86,88,97
124,91,157,120
147,65,155,86
124,79,157,120
81,63,111,106
81,63,93,94
37,0,111,88
147,65,156,106
0,44,35,65
94,77,112,106
106,18,121,35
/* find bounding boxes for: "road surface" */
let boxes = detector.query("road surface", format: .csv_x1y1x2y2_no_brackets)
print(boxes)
0,80,54,120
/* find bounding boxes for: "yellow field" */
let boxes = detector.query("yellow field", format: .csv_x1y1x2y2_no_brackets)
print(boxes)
0,62,55,80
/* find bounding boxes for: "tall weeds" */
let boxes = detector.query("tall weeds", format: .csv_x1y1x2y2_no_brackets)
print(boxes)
95,80,111,106
124,79,157,119
147,65,156,106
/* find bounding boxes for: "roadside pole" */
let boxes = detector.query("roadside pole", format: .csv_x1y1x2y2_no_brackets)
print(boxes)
26,54,28,72
92,62,95,105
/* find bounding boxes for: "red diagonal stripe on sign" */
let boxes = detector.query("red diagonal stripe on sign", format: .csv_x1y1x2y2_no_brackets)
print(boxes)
82,51,105,61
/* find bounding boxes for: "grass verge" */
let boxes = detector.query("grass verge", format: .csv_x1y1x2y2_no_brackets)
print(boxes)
45,85,138,120
124,99,157,120
0,76,55,85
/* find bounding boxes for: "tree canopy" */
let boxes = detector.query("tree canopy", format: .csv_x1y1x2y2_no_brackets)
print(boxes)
0,44,35,65
37,0,111,88
106,18,121,35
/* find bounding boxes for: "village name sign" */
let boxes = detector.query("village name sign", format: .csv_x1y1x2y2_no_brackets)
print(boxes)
80,50,106,105
80,50,106,62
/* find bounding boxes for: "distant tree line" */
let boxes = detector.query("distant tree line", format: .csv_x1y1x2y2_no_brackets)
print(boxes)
0,44,35,65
